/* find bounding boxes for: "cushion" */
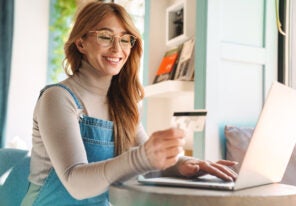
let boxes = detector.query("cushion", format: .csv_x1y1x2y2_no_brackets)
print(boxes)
0,148,30,206
224,125,253,172
224,125,296,186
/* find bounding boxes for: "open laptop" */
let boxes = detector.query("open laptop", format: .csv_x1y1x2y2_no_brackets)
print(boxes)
138,81,296,191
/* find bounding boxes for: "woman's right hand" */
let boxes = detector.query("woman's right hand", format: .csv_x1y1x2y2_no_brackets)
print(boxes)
144,128,185,170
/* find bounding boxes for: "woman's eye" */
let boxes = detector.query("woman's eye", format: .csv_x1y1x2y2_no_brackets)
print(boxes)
121,36,130,44
99,35,112,41
121,39,129,43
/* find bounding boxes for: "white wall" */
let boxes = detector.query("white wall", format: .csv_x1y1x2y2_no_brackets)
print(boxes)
5,0,49,149
204,0,278,160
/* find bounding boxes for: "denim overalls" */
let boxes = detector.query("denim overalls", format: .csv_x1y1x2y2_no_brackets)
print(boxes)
32,84,115,206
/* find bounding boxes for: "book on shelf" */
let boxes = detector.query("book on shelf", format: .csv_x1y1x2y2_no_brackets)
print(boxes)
153,46,182,84
173,38,195,81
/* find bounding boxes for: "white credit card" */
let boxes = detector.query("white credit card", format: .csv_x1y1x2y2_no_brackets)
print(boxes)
171,110,207,132
171,110,207,150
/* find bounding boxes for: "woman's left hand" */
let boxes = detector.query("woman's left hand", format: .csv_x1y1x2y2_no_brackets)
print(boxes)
178,159,238,182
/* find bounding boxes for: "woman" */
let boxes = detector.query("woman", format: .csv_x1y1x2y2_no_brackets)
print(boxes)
21,2,237,205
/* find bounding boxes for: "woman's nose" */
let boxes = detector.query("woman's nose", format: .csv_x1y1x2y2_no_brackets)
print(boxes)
111,37,121,51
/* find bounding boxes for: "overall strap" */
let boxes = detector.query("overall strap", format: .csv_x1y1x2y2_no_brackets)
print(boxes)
39,83,83,109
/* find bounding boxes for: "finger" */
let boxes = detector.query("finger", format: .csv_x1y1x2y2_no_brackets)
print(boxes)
214,160,239,178
161,155,179,170
211,163,238,180
216,159,239,166
165,146,184,159
163,138,185,149
199,162,233,181
153,128,185,140
154,138,185,154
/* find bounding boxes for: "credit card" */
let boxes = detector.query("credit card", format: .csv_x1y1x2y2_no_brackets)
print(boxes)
171,110,207,132
171,110,207,151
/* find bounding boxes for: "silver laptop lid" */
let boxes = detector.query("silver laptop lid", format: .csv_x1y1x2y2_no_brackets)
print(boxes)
235,82,296,190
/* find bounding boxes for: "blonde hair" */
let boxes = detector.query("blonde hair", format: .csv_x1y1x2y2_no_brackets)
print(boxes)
64,2,144,155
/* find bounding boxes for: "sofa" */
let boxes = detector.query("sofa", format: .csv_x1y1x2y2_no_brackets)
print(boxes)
0,148,30,206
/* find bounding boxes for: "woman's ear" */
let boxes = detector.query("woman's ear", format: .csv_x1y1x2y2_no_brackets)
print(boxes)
75,38,86,53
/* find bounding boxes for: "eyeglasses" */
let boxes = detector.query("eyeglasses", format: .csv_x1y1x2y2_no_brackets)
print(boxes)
88,30,136,49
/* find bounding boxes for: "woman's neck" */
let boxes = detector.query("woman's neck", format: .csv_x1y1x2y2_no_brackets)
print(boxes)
73,60,112,96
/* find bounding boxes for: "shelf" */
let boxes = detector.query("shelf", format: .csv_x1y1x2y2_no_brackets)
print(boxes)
144,80,194,98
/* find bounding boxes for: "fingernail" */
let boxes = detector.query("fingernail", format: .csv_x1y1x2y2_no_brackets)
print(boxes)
228,176,234,182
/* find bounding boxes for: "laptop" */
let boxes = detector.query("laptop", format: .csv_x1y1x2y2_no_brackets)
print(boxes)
138,81,296,191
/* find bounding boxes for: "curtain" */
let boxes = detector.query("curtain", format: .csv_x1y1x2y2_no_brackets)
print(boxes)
0,0,14,147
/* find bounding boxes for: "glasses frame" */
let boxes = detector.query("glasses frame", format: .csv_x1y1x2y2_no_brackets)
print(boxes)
88,30,137,49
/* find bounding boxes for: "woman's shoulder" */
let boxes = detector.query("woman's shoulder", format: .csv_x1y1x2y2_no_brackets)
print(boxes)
37,81,80,109
39,76,76,98
40,83,72,99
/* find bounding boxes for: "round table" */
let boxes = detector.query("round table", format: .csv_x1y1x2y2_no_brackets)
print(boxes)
110,178,296,206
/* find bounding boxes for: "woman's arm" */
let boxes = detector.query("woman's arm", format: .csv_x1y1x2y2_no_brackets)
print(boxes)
37,87,154,199
136,124,237,181
163,157,238,181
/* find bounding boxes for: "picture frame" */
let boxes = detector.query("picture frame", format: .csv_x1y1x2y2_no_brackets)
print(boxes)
166,0,195,46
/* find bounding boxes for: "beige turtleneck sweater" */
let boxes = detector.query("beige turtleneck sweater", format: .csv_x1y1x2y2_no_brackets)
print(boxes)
28,61,154,199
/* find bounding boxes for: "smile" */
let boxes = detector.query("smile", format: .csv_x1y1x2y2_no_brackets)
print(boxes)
105,57,122,63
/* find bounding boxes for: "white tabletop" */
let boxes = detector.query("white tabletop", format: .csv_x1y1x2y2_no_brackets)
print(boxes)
110,178,296,206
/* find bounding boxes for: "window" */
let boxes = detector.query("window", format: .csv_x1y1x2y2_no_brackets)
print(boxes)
47,0,76,83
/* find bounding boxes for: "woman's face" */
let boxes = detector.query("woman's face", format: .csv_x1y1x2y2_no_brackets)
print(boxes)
77,13,132,77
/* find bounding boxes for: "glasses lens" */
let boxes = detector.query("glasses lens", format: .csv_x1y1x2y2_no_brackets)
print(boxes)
93,30,136,49
96,31,113,46
120,34,136,48
129,35,136,48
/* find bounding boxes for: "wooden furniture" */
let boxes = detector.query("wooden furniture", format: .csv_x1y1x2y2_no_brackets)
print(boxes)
110,178,296,206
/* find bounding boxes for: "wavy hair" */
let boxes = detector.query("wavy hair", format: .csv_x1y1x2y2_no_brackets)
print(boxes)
64,2,144,155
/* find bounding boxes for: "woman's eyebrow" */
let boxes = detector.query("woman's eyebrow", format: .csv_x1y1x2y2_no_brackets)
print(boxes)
95,27,128,34
96,27,112,31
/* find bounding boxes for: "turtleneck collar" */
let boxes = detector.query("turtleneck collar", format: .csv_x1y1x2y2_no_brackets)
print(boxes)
72,60,112,96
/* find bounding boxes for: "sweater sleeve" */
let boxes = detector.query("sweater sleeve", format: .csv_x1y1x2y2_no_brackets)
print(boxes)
135,123,149,145
36,87,154,200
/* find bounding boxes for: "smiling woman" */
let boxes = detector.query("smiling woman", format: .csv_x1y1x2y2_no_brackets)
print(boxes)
21,4,151,204
20,2,237,205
